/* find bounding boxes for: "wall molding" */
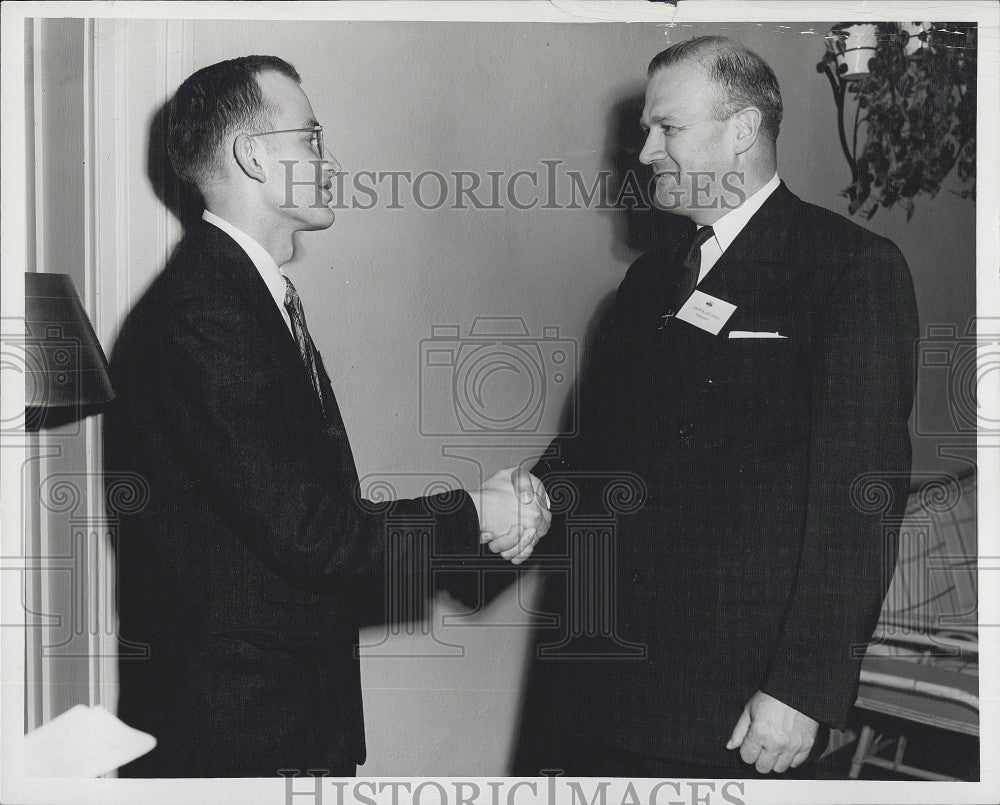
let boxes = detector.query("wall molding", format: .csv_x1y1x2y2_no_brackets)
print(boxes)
89,17,193,716
92,18,193,348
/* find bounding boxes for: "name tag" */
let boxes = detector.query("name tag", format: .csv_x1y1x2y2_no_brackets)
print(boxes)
675,290,737,335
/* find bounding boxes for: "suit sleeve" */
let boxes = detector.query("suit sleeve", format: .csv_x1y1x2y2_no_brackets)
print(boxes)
529,268,640,523
760,238,918,729
156,297,480,589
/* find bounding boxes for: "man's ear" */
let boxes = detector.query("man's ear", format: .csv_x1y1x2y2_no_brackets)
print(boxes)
732,106,762,156
233,133,267,183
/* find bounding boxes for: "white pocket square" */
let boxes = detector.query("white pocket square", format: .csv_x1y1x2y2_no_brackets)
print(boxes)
728,331,787,339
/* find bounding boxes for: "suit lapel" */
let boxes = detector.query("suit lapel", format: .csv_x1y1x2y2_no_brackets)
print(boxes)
657,183,802,366
192,221,328,419
695,182,799,312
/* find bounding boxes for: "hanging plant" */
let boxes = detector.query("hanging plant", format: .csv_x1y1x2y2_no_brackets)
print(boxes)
817,22,976,220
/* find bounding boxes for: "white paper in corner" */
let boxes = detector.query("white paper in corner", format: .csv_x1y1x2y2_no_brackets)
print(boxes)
23,704,156,777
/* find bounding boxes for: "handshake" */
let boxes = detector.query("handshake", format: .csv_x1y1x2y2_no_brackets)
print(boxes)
471,467,552,565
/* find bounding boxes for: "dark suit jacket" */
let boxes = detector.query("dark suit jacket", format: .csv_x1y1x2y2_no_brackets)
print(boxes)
107,220,478,777
519,183,918,769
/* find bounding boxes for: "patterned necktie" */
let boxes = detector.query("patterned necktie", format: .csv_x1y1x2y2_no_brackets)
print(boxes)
676,225,716,307
283,275,325,411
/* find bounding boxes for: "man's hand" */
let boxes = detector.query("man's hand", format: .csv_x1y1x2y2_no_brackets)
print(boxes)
471,466,551,564
725,691,819,774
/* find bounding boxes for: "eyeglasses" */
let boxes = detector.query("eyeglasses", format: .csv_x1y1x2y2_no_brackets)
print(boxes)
246,125,328,159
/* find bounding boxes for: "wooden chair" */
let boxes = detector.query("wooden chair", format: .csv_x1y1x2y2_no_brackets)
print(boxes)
848,470,978,780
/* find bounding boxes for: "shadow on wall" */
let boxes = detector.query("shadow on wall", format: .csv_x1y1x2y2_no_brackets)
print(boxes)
147,101,205,232
603,92,689,257
433,86,683,601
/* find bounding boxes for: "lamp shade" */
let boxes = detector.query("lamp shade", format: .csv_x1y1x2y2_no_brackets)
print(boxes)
24,272,114,411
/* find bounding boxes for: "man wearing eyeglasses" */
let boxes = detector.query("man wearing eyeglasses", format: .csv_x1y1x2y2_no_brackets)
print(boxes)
108,55,550,778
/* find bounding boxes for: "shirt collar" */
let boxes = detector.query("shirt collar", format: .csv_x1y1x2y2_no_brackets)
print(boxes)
708,172,781,255
202,209,289,318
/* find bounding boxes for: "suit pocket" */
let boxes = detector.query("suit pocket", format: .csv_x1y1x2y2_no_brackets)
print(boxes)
722,312,810,351
715,314,806,384
721,337,792,380
710,314,813,448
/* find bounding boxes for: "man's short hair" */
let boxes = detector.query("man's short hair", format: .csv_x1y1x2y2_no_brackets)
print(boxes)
648,36,783,141
166,55,301,188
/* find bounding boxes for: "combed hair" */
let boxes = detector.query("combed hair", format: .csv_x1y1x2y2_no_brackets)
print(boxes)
166,55,301,187
648,36,783,141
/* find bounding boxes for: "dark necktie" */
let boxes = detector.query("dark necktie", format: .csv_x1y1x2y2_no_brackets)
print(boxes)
676,225,716,306
283,275,325,411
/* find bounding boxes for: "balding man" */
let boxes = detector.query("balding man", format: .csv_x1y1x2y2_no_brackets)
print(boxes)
518,36,917,778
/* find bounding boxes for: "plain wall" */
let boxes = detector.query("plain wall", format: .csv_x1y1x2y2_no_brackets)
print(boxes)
41,18,974,774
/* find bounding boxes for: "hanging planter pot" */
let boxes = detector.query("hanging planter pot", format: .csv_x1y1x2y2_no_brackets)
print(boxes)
828,23,879,80
817,21,977,220
900,21,931,56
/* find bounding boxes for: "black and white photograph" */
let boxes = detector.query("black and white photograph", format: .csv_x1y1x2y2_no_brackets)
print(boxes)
1,2,997,804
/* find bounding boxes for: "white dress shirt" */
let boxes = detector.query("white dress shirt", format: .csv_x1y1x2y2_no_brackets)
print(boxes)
202,209,293,334
696,172,781,284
